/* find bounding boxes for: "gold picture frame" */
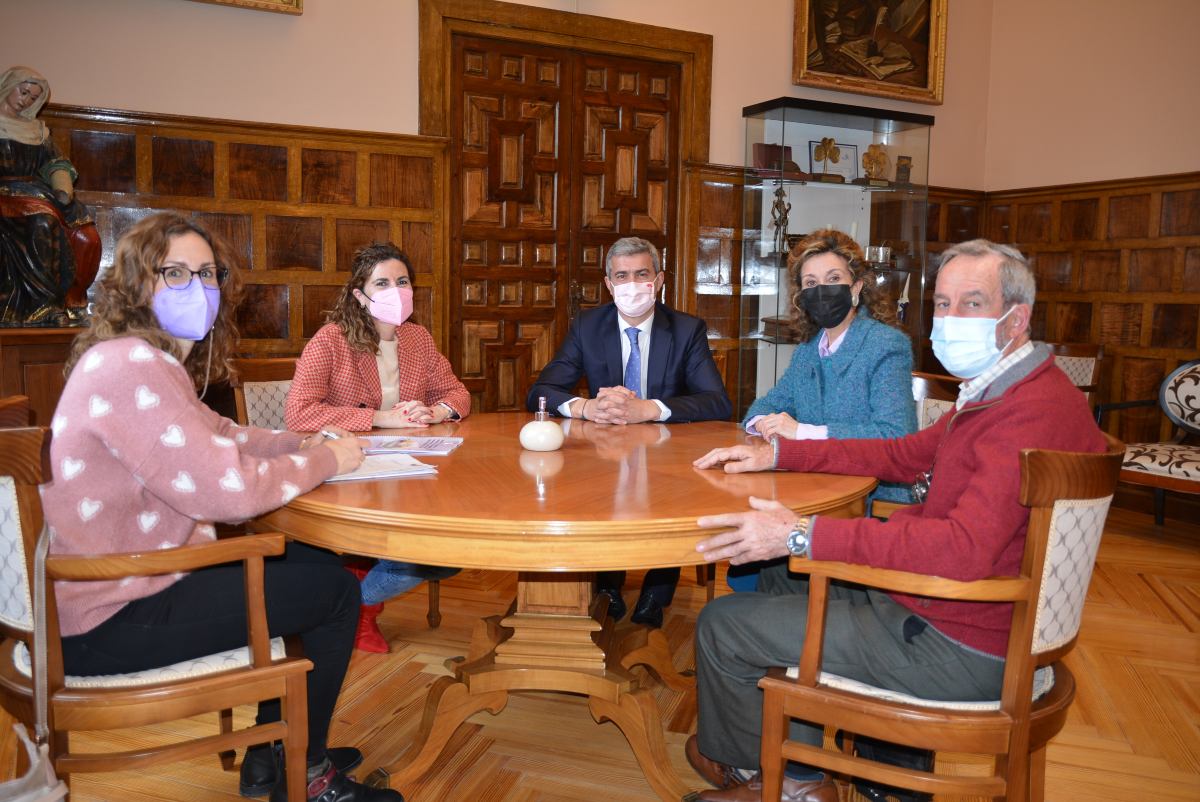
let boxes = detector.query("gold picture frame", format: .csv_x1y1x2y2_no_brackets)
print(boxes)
184,0,302,14
792,0,947,105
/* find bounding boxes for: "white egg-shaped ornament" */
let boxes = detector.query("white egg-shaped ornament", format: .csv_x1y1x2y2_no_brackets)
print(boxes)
520,396,565,452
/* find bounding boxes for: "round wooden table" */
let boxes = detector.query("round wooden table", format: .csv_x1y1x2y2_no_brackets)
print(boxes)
257,412,876,800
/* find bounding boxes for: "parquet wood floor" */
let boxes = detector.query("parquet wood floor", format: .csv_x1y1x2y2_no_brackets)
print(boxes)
1,508,1196,801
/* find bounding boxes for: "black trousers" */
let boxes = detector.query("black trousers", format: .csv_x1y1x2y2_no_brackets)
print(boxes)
61,542,359,762
596,567,681,606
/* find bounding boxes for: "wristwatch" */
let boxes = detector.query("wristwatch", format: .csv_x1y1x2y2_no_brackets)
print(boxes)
786,515,813,559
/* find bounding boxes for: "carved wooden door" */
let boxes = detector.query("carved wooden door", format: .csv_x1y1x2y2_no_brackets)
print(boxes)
450,34,680,411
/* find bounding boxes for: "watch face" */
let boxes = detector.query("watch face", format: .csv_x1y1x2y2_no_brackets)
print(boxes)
787,528,809,556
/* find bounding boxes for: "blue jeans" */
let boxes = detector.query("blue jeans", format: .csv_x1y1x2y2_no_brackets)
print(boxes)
359,560,460,606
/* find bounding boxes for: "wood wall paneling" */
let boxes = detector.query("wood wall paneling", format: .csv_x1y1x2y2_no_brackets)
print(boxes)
42,105,447,358
980,172,1200,447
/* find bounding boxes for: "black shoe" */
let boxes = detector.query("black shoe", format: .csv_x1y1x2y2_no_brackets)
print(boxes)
268,763,402,802
852,782,931,802
596,588,627,622
630,596,665,628
241,744,364,798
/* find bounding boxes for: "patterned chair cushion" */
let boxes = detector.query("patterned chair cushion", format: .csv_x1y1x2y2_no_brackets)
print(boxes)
0,476,32,632
13,637,287,688
783,665,1055,710
1033,495,1113,652
244,380,292,430
1121,443,1200,482
1053,355,1097,388
917,397,954,430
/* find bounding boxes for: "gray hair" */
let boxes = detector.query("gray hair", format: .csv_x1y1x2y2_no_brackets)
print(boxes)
938,239,1036,309
605,237,661,277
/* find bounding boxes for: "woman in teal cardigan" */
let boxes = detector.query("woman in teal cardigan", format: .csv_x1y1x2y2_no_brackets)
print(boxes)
733,228,917,589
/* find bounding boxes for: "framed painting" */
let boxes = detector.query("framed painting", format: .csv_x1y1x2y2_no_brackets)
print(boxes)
184,0,303,13
792,0,947,105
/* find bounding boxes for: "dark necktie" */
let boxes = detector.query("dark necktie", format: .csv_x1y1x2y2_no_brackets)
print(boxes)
623,326,642,398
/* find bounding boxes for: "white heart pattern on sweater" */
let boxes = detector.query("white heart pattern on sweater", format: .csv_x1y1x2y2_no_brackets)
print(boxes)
235,432,249,444
281,482,300,503
219,468,244,492
160,425,186,447
51,415,67,436
61,458,85,480
82,351,104,372
135,385,160,410
138,511,160,533
129,344,155,362
211,435,235,447
288,454,308,468
172,471,196,493
89,395,112,418
78,498,102,521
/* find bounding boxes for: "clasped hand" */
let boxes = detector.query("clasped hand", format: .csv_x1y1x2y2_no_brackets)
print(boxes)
583,386,659,425
754,411,799,440
373,400,450,429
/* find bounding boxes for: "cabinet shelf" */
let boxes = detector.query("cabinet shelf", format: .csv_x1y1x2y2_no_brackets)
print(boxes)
736,97,934,419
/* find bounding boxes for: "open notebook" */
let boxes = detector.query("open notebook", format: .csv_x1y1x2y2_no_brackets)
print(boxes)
324,453,438,482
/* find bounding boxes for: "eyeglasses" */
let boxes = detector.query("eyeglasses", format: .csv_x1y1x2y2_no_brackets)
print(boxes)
155,266,228,290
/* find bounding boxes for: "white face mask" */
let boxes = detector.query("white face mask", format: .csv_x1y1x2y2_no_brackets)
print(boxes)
930,306,1015,378
610,280,656,319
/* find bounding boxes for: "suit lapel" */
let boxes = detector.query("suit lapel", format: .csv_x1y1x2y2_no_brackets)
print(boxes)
601,305,623,387
646,305,671,398
830,315,867,377
356,344,382,406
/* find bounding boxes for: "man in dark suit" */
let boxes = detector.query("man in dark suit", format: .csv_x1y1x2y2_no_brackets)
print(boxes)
526,236,731,627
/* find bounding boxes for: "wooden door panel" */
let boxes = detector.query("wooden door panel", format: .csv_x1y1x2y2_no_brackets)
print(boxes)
451,37,680,412
571,54,680,327
452,35,573,411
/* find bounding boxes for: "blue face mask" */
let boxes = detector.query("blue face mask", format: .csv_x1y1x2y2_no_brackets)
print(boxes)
153,280,221,341
930,306,1014,378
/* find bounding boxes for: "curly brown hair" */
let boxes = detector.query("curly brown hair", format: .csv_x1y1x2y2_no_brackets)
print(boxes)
327,242,413,353
786,228,899,342
65,212,244,387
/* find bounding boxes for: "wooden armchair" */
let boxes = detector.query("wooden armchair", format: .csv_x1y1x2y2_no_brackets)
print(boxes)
757,434,1123,802
232,357,299,431
871,372,957,521
0,427,311,799
1095,358,1200,525
231,357,446,629
1048,342,1105,407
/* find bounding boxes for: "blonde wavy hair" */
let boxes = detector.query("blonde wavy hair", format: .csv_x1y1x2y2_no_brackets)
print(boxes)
786,228,899,342
65,212,244,386
327,242,413,353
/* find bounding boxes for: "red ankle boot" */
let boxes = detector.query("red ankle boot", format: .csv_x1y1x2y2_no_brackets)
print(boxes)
354,602,389,653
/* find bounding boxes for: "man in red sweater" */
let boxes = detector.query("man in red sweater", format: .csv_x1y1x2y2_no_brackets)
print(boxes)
684,240,1107,802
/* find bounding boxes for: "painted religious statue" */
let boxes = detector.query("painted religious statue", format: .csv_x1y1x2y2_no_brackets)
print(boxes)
0,66,100,325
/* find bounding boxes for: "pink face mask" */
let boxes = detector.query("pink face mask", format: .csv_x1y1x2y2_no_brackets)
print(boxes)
611,280,656,319
364,285,413,327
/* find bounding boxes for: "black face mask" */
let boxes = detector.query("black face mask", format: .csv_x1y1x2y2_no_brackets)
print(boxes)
798,283,854,329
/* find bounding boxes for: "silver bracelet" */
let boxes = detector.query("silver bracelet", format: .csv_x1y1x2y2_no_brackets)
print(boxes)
771,436,780,469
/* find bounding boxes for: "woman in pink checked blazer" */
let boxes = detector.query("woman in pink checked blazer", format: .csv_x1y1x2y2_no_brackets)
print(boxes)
286,242,468,653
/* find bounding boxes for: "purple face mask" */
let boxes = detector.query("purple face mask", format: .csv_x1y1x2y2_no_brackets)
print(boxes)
153,280,221,340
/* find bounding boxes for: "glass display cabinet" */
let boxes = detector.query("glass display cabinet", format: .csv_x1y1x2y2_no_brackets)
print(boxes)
737,97,934,419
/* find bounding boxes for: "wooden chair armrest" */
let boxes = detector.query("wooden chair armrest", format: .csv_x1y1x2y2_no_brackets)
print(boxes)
47,532,286,581
789,558,1030,602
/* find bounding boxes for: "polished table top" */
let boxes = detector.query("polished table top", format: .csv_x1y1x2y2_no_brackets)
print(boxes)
258,412,877,800
260,412,877,571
